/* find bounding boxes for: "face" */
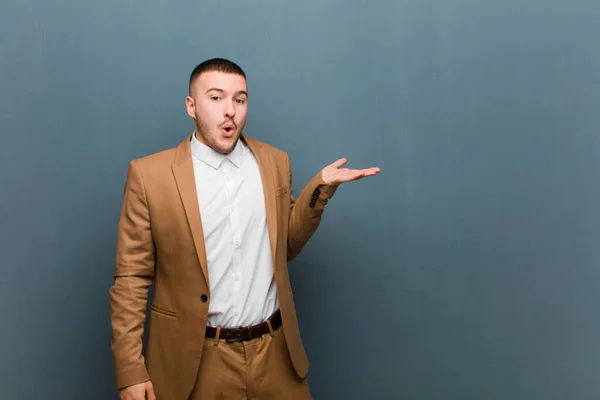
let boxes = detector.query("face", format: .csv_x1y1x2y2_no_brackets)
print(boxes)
186,71,248,155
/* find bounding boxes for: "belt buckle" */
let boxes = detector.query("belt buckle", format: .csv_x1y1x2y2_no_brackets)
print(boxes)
225,327,249,342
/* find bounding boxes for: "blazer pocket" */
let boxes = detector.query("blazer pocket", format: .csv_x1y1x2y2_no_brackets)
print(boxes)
150,304,177,318
275,185,288,197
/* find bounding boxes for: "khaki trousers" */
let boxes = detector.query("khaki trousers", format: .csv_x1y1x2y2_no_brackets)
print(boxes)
189,326,312,400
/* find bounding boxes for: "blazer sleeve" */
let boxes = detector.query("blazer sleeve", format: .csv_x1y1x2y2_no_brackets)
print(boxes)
108,160,155,389
286,153,338,261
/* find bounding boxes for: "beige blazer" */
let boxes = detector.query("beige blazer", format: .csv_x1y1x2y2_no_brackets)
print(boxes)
109,133,336,399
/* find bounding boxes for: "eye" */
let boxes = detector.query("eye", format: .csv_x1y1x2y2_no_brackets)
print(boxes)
235,98,246,104
210,96,220,101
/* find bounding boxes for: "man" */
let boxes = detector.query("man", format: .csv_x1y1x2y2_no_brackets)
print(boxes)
109,58,380,400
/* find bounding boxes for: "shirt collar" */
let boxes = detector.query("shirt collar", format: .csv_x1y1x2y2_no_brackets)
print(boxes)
190,132,243,169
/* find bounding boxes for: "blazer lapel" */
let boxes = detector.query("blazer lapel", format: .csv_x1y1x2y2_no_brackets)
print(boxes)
170,133,279,286
172,135,210,286
243,134,278,267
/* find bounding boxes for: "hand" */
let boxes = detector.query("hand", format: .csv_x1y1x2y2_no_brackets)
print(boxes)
321,158,380,186
119,381,156,400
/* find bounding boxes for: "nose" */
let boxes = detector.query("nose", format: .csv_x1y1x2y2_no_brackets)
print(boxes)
224,99,235,119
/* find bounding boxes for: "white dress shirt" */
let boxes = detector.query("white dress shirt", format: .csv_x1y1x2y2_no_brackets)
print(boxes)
190,133,279,328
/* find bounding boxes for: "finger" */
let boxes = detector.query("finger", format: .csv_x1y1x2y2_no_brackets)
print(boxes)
329,158,347,169
343,169,375,178
361,168,380,176
337,170,365,183
351,168,380,176
355,167,380,173
147,385,157,400
338,169,380,183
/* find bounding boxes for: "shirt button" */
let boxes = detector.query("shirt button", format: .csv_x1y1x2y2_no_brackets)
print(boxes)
200,294,208,302
226,175,231,181
230,205,235,213
234,239,241,247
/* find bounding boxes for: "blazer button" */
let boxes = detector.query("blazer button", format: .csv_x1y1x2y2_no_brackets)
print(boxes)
201,294,208,303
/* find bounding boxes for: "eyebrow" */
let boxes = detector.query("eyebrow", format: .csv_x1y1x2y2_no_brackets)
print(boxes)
205,88,248,97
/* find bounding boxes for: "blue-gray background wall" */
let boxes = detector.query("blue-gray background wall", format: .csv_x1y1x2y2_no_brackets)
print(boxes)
1,0,599,399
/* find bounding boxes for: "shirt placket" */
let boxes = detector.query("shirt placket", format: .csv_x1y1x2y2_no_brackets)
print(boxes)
224,160,243,321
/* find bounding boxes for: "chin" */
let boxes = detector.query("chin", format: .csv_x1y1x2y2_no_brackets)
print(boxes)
216,141,237,154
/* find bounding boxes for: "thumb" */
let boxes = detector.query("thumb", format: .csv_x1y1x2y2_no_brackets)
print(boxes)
329,158,347,169
147,383,157,400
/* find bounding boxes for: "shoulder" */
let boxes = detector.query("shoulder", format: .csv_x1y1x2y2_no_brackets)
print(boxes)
128,135,189,172
132,147,177,168
123,136,189,184
243,134,289,165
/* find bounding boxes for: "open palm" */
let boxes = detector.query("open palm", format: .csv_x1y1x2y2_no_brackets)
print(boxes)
321,158,381,185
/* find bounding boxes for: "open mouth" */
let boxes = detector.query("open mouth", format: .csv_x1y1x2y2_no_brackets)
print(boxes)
221,123,236,137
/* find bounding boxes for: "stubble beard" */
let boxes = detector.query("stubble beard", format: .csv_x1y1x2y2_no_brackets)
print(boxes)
195,117,243,155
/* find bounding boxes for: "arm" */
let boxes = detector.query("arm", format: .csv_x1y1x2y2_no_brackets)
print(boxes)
286,156,380,261
108,160,155,390
286,156,338,261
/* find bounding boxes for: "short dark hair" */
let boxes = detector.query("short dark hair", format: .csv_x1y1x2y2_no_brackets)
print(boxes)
189,58,246,94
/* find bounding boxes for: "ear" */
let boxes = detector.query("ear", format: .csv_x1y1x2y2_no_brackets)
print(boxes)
185,96,196,119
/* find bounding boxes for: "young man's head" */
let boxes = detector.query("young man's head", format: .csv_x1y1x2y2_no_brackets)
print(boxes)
185,58,248,155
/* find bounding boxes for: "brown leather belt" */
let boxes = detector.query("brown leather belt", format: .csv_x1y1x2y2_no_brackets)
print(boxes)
205,309,282,342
